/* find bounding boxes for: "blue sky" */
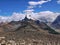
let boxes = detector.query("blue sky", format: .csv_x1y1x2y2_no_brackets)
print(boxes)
0,0,60,16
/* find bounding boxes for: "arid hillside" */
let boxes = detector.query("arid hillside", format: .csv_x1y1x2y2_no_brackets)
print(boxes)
0,17,60,45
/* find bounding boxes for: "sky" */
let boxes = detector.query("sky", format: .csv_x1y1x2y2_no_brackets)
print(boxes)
0,0,60,22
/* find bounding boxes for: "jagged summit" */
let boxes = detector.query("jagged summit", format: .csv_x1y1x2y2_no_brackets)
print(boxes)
23,15,29,21
22,14,33,22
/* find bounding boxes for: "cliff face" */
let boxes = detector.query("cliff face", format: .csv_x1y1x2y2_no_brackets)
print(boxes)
0,17,60,45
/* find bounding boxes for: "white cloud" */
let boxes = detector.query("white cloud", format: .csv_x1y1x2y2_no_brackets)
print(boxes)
11,12,25,21
0,12,25,23
0,11,60,23
0,16,11,23
38,11,59,22
28,0,51,9
57,0,60,4
24,9,34,13
29,1,47,6
25,11,60,23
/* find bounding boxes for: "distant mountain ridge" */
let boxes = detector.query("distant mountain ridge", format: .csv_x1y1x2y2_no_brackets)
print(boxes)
51,15,60,29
